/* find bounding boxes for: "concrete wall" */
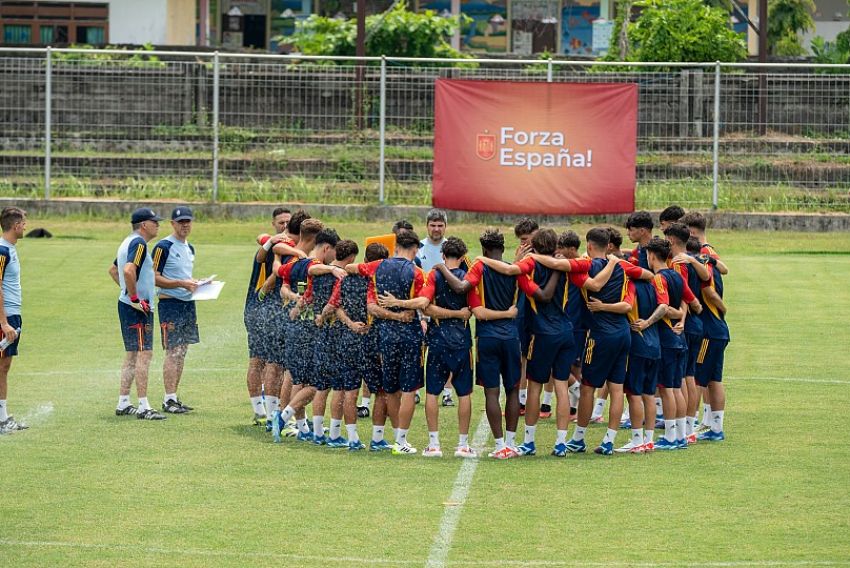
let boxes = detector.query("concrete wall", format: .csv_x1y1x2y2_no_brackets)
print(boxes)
166,0,197,46
4,198,849,231
68,0,196,45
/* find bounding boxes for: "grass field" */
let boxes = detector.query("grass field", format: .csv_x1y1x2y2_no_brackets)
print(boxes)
1,216,849,567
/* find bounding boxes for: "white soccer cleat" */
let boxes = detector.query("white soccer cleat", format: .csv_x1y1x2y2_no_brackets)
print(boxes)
423,445,443,458
454,445,478,458
392,442,418,455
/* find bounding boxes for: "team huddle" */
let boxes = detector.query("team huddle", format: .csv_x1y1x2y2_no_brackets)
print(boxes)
243,206,730,458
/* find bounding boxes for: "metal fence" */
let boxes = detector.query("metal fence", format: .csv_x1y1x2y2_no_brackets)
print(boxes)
1,47,850,211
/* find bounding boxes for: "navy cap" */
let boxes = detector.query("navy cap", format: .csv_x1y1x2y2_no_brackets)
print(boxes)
131,208,163,224
172,206,194,221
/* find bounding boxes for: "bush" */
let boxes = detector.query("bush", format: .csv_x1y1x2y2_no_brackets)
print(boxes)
628,0,747,63
811,32,850,72
767,0,815,56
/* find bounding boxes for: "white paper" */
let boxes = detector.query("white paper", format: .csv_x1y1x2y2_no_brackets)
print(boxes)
192,280,225,301
196,274,217,287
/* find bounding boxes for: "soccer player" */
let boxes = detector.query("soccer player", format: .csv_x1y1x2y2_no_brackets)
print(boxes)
625,211,654,269
110,208,166,421
512,217,538,415
681,212,729,276
0,207,27,434
152,207,200,414
272,221,331,442
555,230,587,421
380,236,476,457
645,237,700,450
328,242,391,451
659,205,685,231
479,229,623,457
435,228,555,458
347,230,425,455
664,222,710,442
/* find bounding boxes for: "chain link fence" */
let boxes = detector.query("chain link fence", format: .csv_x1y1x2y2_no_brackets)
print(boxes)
1,48,849,212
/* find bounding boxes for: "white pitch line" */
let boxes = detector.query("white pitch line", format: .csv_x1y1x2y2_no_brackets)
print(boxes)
426,414,492,568
0,540,846,568
729,376,850,385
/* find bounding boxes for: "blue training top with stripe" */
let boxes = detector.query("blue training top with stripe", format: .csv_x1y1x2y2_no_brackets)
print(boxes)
152,236,195,302
586,257,630,334
116,232,155,306
426,267,471,350
373,257,423,343
0,238,21,316
628,279,661,359
475,265,519,341
526,260,571,336
656,268,687,350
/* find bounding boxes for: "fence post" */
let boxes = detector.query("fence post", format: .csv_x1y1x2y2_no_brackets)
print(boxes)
212,51,220,203
712,61,720,210
546,58,553,83
44,47,52,200
379,56,387,204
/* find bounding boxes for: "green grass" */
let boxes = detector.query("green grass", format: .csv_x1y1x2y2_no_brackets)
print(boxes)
1,218,850,566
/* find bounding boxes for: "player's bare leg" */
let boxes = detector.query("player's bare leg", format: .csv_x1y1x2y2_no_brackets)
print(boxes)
162,344,188,410
246,356,265,420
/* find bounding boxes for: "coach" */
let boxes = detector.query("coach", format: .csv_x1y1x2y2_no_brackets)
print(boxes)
153,207,200,414
0,207,28,434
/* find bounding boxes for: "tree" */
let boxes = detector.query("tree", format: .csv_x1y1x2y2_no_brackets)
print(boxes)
627,0,747,63
767,0,815,56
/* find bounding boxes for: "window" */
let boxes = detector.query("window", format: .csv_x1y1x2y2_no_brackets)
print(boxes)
76,25,104,44
3,23,31,43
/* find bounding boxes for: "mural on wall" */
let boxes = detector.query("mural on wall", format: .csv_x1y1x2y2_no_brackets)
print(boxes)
419,0,508,53
561,0,599,55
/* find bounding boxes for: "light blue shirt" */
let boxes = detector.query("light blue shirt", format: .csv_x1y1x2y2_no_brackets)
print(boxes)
152,235,195,302
416,238,446,272
116,232,155,307
0,237,21,316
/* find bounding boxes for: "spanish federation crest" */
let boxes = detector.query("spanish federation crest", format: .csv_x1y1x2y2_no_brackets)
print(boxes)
476,132,496,161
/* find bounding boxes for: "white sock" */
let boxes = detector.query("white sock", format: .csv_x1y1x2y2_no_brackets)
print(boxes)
519,389,528,405
556,429,568,445
603,428,617,445
523,424,536,444
0,399,7,421
330,418,342,440
494,437,506,451
429,431,440,447
664,419,676,442
702,403,712,422
265,396,280,417
712,410,725,433
591,398,606,418
676,417,687,440
346,424,359,442
621,406,630,421
443,388,452,397
568,382,580,408
360,396,371,408
656,397,664,416
250,396,265,416
281,406,295,424
372,425,385,443
164,393,177,404
631,428,643,446
296,418,309,433
573,425,586,442
686,416,695,436
458,433,469,447
393,428,399,440
138,397,151,411
397,428,408,445
542,391,553,406
645,429,654,443
506,431,516,447
117,395,130,410
312,416,324,438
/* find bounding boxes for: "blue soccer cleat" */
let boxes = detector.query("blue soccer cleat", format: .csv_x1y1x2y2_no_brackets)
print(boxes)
265,418,274,432
594,441,614,455
676,438,688,449
271,410,283,443
551,443,568,457
619,419,632,430
516,442,536,456
564,439,586,453
655,438,679,450
348,440,366,451
370,439,392,452
697,430,725,442
312,434,328,446
326,436,348,448
296,430,314,443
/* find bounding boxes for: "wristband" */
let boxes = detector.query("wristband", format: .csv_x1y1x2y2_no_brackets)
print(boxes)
130,294,139,303
262,238,275,252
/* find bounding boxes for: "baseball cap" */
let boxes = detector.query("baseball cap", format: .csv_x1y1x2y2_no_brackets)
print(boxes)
131,208,163,224
172,206,194,221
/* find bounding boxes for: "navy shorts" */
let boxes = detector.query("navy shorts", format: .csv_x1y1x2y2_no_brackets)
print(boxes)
243,303,267,361
287,320,316,385
581,329,631,388
118,301,154,352
526,332,576,383
625,355,659,396
696,338,728,386
262,302,289,367
327,325,362,392
685,332,702,378
573,328,588,366
476,336,521,391
158,298,199,350
380,339,423,394
362,331,383,393
659,348,687,389
0,314,22,358
516,316,530,358
311,325,341,391
426,344,473,397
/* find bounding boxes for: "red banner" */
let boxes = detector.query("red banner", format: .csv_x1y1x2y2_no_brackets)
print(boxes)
432,79,637,215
